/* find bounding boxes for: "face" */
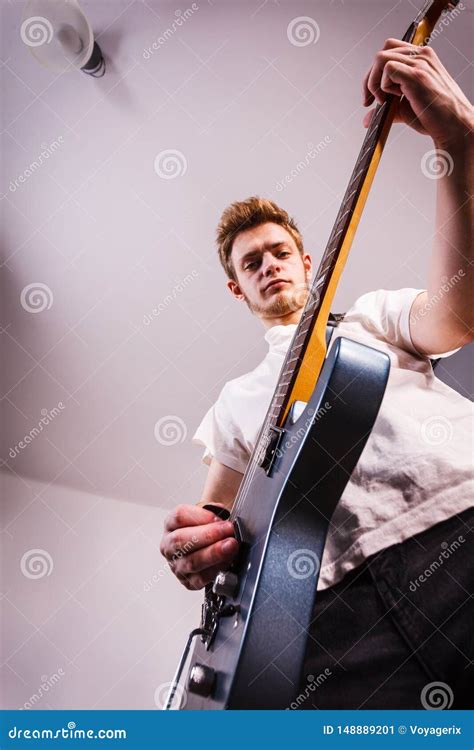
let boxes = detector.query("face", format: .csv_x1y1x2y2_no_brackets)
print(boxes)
227,222,312,325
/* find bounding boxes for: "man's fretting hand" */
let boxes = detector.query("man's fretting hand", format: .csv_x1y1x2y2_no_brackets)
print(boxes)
362,38,473,149
160,504,239,590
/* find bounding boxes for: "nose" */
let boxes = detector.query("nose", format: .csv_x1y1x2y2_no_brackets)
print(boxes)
261,251,281,277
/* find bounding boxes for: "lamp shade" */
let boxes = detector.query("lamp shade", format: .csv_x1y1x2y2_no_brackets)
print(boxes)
21,0,105,76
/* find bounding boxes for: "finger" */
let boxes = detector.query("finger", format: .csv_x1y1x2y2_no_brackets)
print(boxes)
362,66,375,106
162,520,235,559
380,37,420,55
382,37,412,49
165,503,223,532
366,51,421,104
178,563,228,591
362,38,406,104
362,40,432,104
362,96,428,136
174,537,239,577
362,107,376,129
381,59,433,106
390,94,428,135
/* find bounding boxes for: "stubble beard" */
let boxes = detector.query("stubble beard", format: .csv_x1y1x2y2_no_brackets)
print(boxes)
244,282,311,319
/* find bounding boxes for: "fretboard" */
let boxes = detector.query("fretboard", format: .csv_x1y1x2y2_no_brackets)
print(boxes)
253,96,392,466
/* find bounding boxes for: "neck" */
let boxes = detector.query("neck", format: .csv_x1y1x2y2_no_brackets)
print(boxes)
260,308,303,330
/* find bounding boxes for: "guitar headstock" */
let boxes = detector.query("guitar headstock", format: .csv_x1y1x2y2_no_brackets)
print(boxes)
411,0,463,46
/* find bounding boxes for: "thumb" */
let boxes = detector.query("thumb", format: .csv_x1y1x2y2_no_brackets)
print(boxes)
362,107,376,129
362,98,427,136
392,96,428,135
201,502,231,521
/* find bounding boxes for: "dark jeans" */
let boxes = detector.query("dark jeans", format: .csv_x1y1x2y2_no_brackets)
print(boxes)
298,507,473,709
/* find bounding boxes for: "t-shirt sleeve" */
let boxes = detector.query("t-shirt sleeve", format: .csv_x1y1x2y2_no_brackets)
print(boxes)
345,288,461,359
192,387,250,474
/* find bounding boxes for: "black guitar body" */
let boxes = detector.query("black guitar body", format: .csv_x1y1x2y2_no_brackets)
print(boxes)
182,335,390,709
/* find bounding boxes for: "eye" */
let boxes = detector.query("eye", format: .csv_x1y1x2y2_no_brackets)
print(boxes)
244,260,258,271
277,250,290,258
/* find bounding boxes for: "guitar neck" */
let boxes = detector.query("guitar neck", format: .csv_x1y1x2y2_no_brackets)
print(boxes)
268,94,398,425
236,0,460,481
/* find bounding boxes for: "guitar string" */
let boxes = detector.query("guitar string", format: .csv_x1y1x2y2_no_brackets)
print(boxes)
227,98,389,525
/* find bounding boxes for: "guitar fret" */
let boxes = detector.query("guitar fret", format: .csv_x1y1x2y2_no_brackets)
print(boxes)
319,258,333,274
294,329,308,341
365,126,379,146
365,112,384,140
323,245,337,260
351,165,367,185
345,187,357,203
295,331,307,340
359,144,374,164
336,207,351,225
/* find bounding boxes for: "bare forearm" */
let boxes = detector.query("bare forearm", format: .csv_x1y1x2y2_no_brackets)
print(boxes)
410,125,474,354
197,458,242,511
363,39,474,353
429,132,474,338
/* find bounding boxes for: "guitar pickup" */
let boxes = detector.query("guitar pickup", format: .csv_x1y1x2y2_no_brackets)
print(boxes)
259,425,286,475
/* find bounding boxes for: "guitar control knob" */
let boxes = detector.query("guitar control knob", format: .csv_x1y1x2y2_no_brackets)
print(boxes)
188,663,216,697
212,571,239,598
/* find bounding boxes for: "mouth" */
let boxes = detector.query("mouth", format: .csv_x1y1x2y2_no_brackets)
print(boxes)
262,279,290,293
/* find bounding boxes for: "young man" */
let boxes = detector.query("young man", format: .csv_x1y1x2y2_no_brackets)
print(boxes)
160,39,473,708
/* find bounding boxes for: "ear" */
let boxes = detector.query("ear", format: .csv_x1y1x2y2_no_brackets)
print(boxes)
303,253,312,278
227,278,246,301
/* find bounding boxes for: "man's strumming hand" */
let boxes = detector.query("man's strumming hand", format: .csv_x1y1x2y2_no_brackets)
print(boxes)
160,503,239,590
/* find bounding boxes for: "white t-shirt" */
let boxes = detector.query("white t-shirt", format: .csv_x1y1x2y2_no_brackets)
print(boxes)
192,288,473,590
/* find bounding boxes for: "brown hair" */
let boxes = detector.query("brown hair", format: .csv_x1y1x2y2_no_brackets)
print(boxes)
216,196,304,280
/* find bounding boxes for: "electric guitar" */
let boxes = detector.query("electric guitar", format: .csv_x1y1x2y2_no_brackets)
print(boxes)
165,0,460,710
